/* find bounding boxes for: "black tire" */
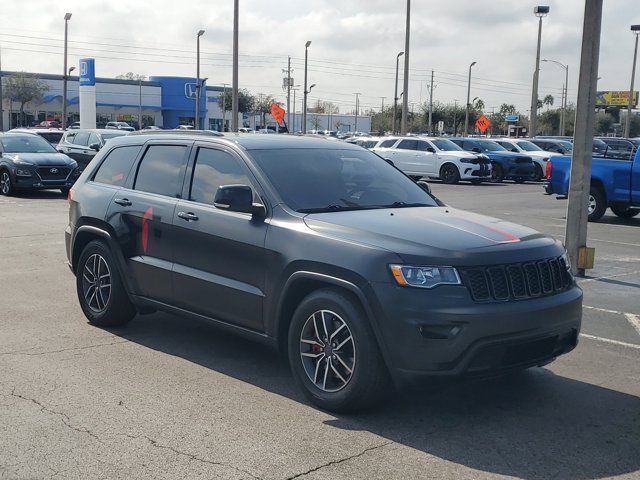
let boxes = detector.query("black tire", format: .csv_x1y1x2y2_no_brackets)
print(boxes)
470,179,482,185
490,164,504,183
588,186,607,222
76,240,136,327
514,177,527,184
440,164,460,185
60,187,70,197
0,169,14,196
533,163,544,182
287,288,391,412
610,205,640,218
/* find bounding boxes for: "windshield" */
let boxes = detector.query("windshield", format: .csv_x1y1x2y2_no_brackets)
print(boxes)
516,140,543,152
477,140,506,152
592,138,608,153
1,134,57,153
249,148,439,213
431,139,463,151
556,140,573,151
102,132,129,140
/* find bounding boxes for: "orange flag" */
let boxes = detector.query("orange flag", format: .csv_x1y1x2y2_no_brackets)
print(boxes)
271,103,286,126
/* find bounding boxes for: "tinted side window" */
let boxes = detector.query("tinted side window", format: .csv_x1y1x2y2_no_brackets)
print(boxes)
397,139,418,150
73,132,90,146
462,141,479,151
64,132,76,143
190,148,253,204
134,145,188,197
416,141,431,151
379,139,396,148
93,146,141,187
88,133,100,146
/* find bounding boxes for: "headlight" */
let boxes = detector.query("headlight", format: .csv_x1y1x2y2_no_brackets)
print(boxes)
459,158,474,164
390,265,461,289
13,157,35,166
15,168,32,177
561,251,571,271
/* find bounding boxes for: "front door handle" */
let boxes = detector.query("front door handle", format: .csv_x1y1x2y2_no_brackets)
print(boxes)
114,198,132,206
177,211,199,221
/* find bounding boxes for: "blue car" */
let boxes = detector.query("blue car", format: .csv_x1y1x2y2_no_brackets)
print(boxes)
450,138,537,182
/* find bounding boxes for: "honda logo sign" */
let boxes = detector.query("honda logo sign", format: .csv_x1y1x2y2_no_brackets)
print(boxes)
185,82,197,99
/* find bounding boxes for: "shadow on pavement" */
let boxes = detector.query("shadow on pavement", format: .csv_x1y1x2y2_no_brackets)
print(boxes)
8,189,67,200
114,311,640,480
595,215,640,227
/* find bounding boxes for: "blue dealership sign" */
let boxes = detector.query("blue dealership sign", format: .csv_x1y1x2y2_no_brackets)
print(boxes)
79,58,96,86
504,114,519,122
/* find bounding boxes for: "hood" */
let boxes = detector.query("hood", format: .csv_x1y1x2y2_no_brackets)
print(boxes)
5,152,75,166
303,207,562,266
440,150,477,158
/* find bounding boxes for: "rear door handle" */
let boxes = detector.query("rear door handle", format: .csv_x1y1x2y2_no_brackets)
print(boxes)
177,211,199,221
114,198,132,206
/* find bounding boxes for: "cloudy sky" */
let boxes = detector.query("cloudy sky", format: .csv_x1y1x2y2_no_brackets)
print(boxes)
0,0,638,114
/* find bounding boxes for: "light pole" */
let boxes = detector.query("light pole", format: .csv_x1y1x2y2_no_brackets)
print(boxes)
232,0,239,131
292,87,299,133
625,25,640,138
463,61,477,136
0,45,4,131
62,12,72,130
303,40,311,133
529,6,549,138
195,29,205,130
453,99,459,136
393,51,404,134
353,93,361,132
401,0,411,134
428,70,434,135
221,83,229,131
138,77,143,130
542,59,569,135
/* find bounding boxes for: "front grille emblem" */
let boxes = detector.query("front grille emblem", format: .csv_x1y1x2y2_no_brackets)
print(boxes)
50,168,58,174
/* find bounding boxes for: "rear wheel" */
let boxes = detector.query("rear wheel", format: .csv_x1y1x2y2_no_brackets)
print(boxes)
288,288,390,412
533,163,544,181
440,164,460,185
76,240,136,327
0,170,14,196
610,205,640,218
514,177,527,184
588,186,607,222
490,164,504,183
470,179,483,185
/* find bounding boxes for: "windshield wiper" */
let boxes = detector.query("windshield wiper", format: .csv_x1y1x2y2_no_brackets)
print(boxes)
298,204,382,214
379,201,432,209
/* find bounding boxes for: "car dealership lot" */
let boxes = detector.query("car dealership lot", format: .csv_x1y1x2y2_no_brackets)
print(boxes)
1,185,639,480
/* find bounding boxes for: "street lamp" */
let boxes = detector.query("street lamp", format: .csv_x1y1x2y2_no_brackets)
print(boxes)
463,61,477,136
401,0,411,134
303,40,312,133
195,29,205,130
353,93,361,132
62,12,72,130
393,51,404,135
625,25,640,138
529,6,549,138
542,59,569,135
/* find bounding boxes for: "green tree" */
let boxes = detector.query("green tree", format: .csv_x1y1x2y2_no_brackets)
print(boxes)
594,111,615,135
309,99,339,114
254,94,276,127
499,104,517,116
4,73,49,127
543,94,555,110
629,116,640,137
217,88,255,114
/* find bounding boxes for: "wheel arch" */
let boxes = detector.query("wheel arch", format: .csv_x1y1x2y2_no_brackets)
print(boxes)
590,178,607,204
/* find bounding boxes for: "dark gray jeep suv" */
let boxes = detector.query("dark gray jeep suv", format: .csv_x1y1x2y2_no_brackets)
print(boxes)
65,133,582,411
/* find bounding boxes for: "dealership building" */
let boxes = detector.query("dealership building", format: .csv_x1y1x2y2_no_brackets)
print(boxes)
0,70,370,132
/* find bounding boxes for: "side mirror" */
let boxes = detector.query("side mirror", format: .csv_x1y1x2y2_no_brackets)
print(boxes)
426,147,436,153
417,180,432,194
89,143,101,151
471,147,481,153
214,185,266,217
556,148,563,153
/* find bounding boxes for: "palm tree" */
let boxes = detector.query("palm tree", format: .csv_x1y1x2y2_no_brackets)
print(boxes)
543,94,555,111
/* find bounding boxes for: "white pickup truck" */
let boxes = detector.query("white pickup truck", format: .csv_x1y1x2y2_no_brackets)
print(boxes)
372,136,492,184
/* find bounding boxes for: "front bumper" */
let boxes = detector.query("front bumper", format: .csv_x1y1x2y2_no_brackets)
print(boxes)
506,164,535,179
13,166,79,191
461,162,492,180
369,281,582,383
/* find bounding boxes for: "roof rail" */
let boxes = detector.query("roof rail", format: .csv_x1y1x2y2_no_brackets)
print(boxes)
129,130,224,137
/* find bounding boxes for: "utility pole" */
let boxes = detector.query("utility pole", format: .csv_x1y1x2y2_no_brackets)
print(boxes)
0,44,4,132
62,13,72,130
139,78,143,130
453,99,459,136
380,96,385,112
401,0,410,134
353,93,361,132
303,41,311,133
232,0,239,131
292,87,298,133
565,0,602,276
285,56,292,132
464,61,477,137
624,25,640,138
221,83,229,131
195,30,205,129
393,51,404,135
428,69,434,135
530,6,550,138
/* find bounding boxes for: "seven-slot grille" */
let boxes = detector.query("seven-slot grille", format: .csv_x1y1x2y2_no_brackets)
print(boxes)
460,256,572,302
36,166,70,181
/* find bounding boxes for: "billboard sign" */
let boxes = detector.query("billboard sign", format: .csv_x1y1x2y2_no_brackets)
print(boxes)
79,58,95,86
504,114,519,122
596,91,638,107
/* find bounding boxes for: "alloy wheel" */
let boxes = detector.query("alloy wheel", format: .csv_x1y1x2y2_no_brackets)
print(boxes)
0,172,10,195
588,194,596,215
299,310,355,393
82,254,112,313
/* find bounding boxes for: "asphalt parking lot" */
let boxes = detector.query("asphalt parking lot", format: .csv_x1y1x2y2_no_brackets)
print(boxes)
1,182,639,480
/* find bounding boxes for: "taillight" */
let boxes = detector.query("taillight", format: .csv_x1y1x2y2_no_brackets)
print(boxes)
545,160,552,179
68,187,75,202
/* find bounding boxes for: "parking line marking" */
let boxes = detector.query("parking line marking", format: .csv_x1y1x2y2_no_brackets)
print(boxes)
584,305,627,315
624,313,640,337
580,334,640,350
580,270,640,283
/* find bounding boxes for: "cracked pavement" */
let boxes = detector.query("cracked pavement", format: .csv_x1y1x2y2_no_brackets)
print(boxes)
1,186,639,480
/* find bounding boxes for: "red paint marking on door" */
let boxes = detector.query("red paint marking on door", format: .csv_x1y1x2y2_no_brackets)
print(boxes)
141,207,153,254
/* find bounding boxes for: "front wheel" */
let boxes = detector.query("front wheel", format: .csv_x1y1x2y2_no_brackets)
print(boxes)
514,177,527,184
76,240,136,327
440,164,460,185
533,163,544,181
288,288,390,412
588,186,607,222
610,205,640,218
0,170,14,196
490,164,504,183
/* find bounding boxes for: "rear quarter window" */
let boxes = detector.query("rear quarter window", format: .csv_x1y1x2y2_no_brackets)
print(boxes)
93,146,142,187
378,139,397,148
134,145,189,197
